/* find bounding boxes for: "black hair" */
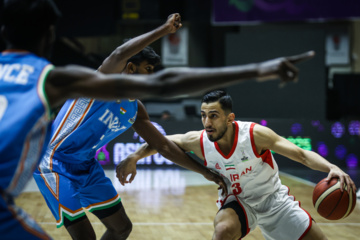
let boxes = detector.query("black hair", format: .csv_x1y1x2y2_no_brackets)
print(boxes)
123,38,161,66
1,0,61,48
201,90,233,113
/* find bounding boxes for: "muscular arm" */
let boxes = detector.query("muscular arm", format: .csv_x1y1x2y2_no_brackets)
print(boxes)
126,130,204,164
45,51,315,109
115,117,221,187
131,101,205,172
118,102,226,194
98,13,182,74
253,124,356,193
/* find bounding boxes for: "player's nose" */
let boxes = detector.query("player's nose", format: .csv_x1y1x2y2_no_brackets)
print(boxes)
203,117,212,127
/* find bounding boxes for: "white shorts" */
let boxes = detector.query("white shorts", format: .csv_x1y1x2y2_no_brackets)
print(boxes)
220,185,312,240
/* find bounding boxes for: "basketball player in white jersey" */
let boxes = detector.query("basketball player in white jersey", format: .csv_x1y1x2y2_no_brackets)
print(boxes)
117,90,356,240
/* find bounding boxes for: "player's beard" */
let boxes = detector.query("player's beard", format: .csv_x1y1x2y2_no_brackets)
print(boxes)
208,125,228,142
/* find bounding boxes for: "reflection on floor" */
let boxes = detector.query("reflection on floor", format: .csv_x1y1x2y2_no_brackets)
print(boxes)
24,168,215,193
18,168,360,240
24,167,360,193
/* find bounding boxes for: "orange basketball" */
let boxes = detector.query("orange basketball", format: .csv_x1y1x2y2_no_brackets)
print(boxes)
312,178,356,220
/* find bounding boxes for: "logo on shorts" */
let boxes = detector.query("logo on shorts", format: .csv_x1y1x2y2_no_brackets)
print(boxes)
215,163,221,170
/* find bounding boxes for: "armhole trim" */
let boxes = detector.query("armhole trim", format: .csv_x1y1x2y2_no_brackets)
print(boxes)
37,64,55,120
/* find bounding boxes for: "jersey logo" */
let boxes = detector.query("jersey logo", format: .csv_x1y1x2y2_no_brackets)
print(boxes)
225,164,235,171
128,112,137,124
215,163,221,170
240,149,248,161
120,107,127,115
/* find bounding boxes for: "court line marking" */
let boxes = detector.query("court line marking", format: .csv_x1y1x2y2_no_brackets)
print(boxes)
38,222,360,226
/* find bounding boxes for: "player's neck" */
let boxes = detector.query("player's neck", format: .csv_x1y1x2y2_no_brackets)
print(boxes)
6,43,43,57
216,123,236,150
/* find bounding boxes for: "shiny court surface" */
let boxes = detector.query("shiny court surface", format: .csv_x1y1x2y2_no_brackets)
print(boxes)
17,169,360,240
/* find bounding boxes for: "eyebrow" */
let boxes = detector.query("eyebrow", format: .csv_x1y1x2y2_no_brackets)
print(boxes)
201,110,219,114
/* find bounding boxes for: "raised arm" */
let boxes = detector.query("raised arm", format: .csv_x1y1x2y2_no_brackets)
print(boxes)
253,124,356,193
45,51,315,108
98,13,182,74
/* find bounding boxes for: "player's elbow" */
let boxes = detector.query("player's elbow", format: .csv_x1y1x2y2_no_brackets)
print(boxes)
156,143,173,157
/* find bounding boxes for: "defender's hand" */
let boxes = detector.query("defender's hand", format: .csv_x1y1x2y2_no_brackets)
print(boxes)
165,13,182,33
116,158,138,186
203,169,228,196
257,51,315,85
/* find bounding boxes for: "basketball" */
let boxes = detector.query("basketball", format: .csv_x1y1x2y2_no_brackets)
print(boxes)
313,178,356,220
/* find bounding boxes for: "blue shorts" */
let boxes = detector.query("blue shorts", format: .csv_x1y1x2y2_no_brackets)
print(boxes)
0,193,51,240
33,158,120,228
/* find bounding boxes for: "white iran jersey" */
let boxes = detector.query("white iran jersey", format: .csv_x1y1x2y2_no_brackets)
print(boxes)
201,121,282,207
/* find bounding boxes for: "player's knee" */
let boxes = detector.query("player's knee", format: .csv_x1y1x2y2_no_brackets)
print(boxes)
213,222,237,240
108,218,133,238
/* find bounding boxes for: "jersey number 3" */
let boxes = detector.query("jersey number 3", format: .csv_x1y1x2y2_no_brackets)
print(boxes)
231,182,242,195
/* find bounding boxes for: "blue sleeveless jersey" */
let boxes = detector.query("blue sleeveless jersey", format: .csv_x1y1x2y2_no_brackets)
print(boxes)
0,51,53,196
39,98,138,167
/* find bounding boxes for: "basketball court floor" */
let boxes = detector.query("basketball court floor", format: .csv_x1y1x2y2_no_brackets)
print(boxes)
18,168,360,240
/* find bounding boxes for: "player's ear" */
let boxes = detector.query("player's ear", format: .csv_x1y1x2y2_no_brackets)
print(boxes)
125,62,137,74
227,112,235,123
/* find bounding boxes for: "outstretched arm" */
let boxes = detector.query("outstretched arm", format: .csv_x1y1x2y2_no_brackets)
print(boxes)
116,130,204,185
253,124,356,193
45,51,315,108
98,13,182,74
116,102,227,194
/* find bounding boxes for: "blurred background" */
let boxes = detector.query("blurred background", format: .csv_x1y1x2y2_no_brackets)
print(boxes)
2,0,359,184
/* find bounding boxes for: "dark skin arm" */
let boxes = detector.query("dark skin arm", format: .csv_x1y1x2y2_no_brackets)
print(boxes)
98,13,182,74
45,51,315,109
115,100,228,195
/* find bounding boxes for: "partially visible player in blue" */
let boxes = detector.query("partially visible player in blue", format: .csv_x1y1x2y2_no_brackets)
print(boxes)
33,14,202,240
0,1,315,239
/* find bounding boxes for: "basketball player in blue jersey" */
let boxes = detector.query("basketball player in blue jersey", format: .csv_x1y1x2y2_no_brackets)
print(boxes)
0,0,315,239
118,91,356,240
33,14,224,240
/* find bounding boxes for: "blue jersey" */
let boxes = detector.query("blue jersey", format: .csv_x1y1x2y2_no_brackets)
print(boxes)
39,98,138,167
0,51,53,196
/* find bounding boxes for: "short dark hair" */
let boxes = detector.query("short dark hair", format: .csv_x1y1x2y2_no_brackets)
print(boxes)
124,39,161,66
201,90,233,113
2,0,61,48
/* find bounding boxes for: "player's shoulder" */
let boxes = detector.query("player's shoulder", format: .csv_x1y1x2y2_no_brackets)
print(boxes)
178,130,203,153
171,130,202,145
184,130,203,139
